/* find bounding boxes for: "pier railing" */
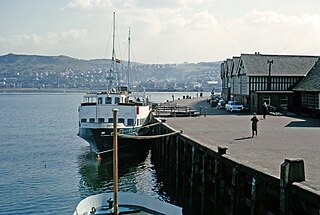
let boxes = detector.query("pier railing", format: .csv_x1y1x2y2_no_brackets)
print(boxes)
152,103,200,117
150,119,320,215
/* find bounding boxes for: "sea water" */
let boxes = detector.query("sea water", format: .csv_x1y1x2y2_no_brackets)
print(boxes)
0,92,209,214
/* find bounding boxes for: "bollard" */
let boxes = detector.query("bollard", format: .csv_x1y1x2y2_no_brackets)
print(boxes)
218,146,228,155
280,158,305,215
204,107,207,117
199,106,202,116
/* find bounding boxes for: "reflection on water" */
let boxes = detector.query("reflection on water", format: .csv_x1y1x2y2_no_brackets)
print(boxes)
77,145,171,203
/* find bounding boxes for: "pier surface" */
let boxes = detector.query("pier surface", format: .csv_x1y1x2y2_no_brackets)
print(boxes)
163,97,320,191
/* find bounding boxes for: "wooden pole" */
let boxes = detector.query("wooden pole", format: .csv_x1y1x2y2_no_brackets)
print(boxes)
113,108,119,215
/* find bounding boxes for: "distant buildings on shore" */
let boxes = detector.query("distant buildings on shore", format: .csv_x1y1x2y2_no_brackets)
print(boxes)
0,54,221,93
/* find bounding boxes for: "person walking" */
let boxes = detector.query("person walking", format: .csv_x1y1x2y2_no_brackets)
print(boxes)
251,113,259,137
262,102,268,119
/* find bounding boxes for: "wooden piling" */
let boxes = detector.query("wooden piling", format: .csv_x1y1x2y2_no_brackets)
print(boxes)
280,158,305,215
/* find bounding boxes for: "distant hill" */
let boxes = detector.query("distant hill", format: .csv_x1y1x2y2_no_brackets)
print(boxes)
0,53,110,73
0,53,222,91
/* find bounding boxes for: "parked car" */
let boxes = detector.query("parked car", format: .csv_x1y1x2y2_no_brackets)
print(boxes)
217,100,226,109
225,101,244,112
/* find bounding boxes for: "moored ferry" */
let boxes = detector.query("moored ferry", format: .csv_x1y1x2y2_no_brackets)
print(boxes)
78,12,153,155
78,87,152,155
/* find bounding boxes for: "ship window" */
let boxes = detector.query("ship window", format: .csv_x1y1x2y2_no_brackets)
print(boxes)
118,118,125,123
115,97,120,104
98,118,105,123
108,118,114,123
105,97,112,104
98,97,103,104
81,118,87,123
127,119,134,126
89,118,95,123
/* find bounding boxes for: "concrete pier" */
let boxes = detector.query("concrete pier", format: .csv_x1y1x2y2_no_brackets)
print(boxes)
151,97,320,215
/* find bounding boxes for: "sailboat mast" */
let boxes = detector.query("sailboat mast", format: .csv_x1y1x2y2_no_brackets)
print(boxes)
109,12,116,91
127,27,131,92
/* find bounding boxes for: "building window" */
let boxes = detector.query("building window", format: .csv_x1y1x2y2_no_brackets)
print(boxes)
280,96,288,106
308,94,315,109
263,96,270,105
89,118,95,123
302,93,308,108
302,93,319,109
115,97,120,104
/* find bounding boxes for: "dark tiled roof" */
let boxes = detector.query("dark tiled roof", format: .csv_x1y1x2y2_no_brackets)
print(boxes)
241,54,319,76
294,59,320,92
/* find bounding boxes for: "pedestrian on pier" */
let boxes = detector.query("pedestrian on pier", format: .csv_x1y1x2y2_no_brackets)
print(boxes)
251,113,259,137
262,102,268,119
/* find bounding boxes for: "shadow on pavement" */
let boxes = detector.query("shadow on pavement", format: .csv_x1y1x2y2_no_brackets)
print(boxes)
285,118,320,128
233,136,253,141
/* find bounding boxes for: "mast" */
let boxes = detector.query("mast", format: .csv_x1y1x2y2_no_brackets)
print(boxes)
127,27,131,92
108,12,116,92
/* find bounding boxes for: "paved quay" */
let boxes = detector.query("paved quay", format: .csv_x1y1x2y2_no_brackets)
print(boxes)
162,97,320,192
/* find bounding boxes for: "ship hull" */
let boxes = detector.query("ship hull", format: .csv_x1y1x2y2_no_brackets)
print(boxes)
78,126,145,155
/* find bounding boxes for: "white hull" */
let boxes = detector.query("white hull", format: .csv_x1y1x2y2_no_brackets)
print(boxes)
74,192,182,215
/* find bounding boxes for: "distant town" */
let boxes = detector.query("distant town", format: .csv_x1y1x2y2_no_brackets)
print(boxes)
0,53,221,93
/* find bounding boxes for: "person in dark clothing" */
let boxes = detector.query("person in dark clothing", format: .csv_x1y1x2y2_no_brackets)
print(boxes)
262,102,268,119
251,113,259,137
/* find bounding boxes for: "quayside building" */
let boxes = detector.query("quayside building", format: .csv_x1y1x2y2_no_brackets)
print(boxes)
220,53,320,117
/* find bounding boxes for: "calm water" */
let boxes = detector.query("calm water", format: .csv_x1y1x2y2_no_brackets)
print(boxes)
0,92,209,214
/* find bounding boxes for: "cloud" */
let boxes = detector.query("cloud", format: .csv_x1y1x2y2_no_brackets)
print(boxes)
218,9,320,58
61,0,110,10
11,33,43,45
0,29,88,56
62,0,213,11
244,9,320,26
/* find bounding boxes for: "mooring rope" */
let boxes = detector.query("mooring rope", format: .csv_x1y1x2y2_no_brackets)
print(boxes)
101,121,161,137
118,130,182,140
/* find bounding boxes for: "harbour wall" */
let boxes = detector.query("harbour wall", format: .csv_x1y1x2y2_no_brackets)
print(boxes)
151,120,320,215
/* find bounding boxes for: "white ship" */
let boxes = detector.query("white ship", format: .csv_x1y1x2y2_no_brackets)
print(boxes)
78,12,152,156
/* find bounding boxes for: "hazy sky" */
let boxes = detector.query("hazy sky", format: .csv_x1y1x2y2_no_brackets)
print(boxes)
1,0,320,64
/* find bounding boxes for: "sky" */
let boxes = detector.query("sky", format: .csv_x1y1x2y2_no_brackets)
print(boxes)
1,0,320,64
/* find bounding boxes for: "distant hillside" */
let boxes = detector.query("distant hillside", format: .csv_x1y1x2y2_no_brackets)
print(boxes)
0,53,110,74
0,53,222,91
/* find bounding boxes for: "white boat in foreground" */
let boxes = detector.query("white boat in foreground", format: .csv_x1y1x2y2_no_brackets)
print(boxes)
73,192,183,215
